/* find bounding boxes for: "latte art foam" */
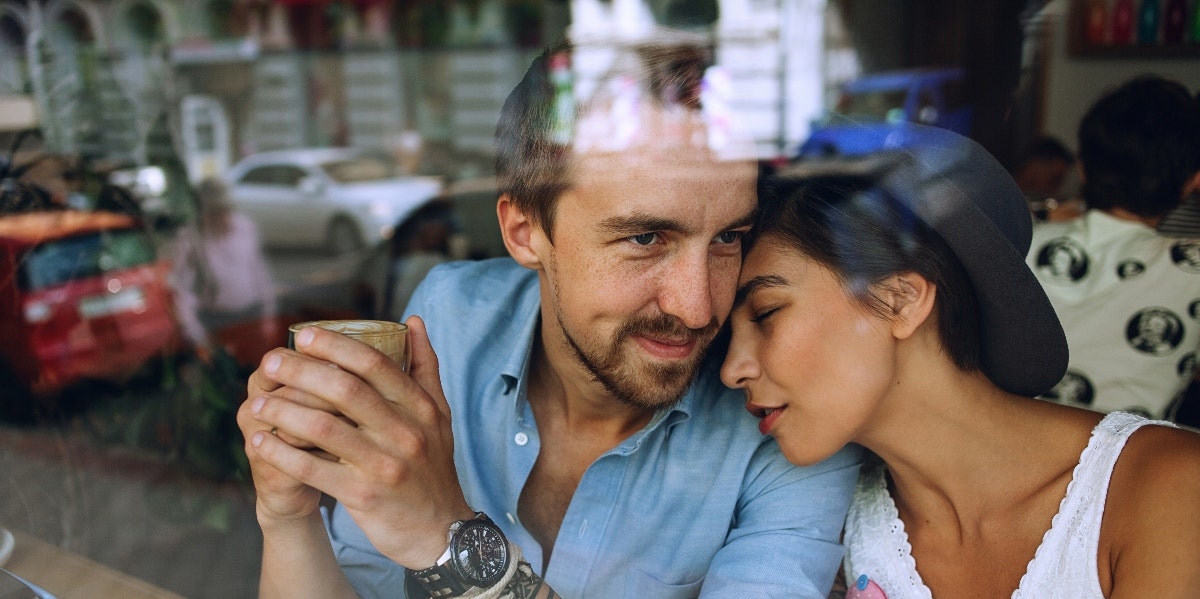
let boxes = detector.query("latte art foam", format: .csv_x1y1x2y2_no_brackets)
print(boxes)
288,319,410,370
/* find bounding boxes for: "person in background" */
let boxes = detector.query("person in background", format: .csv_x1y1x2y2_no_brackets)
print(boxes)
236,37,862,599
1027,75,1200,420
721,126,1200,598
170,177,278,362
1011,135,1080,221
353,198,457,323
1157,87,1200,239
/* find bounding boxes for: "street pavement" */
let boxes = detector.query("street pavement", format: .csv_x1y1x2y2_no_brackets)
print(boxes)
0,417,262,598
0,247,369,598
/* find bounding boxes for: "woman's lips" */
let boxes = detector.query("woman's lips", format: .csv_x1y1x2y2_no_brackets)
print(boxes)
754,406,785,435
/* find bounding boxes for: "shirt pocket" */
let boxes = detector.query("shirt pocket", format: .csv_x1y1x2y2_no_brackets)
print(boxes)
625,569,705,598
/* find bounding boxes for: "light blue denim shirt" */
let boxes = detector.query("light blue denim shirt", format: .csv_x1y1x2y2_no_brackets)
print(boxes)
328,258,863,598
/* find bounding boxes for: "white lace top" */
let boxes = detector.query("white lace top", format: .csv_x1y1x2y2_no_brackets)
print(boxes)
842,412,1168,598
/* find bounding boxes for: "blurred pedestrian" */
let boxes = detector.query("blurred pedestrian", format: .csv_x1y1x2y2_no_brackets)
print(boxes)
170,177,278,363
1027,75,1200,419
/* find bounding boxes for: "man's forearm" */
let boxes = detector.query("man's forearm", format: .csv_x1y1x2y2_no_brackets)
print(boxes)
259,510,357,599
498,560,561,599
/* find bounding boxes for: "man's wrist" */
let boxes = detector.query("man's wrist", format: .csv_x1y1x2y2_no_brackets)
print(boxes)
406,512,510,597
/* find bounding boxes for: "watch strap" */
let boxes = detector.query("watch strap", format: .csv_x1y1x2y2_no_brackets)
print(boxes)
407,561,471,598
405,512,501,599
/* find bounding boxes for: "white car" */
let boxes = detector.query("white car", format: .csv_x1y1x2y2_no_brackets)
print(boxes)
225,148,443,254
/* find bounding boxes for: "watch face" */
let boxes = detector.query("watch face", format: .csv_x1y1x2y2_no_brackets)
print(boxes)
451,520,509,587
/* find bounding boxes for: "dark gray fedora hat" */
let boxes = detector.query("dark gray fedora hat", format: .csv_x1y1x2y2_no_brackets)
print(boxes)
779,125,1068,397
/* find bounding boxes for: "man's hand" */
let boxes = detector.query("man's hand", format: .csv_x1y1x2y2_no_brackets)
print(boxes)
237,346,330,529
242,315,475,569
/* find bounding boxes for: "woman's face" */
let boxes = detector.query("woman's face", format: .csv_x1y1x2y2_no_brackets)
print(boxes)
721,235,898,466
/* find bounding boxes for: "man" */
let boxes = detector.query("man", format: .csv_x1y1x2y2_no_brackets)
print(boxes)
1012,135,1079,222
1028,75,1200,419
238,38,861,599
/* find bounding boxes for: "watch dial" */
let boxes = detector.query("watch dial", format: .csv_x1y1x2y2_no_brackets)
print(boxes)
452,521,509,586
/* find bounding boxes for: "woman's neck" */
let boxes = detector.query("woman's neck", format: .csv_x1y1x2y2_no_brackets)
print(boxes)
859,368,1081,531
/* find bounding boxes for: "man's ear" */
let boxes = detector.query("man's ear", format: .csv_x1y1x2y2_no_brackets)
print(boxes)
886,272,936,340
498,193,542,268
1184,170,1200,198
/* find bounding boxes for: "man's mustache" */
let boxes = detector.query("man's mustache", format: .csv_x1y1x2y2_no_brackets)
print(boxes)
616,312,719,343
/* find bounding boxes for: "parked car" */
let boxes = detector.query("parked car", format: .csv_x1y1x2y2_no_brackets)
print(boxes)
797,67,972,158
225,148,444,254
0,210,181,418
442,176,506,261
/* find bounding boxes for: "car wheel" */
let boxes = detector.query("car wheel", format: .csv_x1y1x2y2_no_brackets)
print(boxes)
327,216,364,255
0,358,34,423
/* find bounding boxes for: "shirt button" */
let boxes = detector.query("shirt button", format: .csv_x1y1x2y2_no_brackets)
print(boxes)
506,512,517,524
514,432,529,446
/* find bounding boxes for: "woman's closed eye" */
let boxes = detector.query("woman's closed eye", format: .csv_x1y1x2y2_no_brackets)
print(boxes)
749,306,780,323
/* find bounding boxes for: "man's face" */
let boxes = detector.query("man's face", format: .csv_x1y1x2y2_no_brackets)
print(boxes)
532,127,758,411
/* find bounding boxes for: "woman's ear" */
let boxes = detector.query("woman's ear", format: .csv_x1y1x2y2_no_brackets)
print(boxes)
886,272,936,340
498,193,541,268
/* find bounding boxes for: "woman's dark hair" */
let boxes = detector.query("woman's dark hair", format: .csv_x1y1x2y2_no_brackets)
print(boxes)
750,173,983,374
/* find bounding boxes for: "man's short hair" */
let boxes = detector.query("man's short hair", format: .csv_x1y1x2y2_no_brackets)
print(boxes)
1077,75,1200,217
494,38,712,241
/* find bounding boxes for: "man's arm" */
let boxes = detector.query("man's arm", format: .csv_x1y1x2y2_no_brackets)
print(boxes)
495,559,561,599
258,511,356,598
701,442,863,598
238,352,359,598
244,317,566,599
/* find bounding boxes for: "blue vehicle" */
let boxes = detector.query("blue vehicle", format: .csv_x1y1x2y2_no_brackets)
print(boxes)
797,67,972,158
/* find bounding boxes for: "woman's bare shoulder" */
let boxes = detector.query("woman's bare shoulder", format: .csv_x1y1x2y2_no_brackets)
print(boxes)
1102,422,1200,596
1113,422,1200,488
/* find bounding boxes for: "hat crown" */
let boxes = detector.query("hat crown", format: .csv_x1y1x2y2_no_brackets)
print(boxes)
880,130,1032,257
878,126,1067,397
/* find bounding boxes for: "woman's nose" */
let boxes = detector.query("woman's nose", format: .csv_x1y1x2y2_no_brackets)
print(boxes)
720,335,757,389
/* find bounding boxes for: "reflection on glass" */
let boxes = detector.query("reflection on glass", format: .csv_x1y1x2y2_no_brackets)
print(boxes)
0,569,52,599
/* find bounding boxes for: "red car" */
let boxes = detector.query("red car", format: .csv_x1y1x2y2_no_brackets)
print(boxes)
0,210,181,417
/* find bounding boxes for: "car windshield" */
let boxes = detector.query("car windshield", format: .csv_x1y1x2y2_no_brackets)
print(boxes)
835,88,908,121
20,228,157,291
320,156,399,183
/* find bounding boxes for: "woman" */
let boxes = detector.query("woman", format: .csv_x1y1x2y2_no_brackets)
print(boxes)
720,130,1200,598
171,177,278,362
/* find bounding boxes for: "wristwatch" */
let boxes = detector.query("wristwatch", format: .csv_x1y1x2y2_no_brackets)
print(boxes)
405,512,510,598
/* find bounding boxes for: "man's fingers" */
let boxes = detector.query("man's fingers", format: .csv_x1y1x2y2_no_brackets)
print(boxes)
249,427,348,494
264,331,399,423
405,315,450,418
286,325,442,426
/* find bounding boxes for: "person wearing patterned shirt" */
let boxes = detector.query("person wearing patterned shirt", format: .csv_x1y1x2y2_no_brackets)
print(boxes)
1028,75,1200,419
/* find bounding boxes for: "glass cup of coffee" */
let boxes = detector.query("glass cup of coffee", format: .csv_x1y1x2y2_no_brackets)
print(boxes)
287,319,410,371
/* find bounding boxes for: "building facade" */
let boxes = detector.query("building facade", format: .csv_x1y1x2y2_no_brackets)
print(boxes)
1,0,833,185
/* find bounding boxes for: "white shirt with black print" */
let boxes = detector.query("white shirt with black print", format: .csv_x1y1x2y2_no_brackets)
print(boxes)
1028,209,1200,419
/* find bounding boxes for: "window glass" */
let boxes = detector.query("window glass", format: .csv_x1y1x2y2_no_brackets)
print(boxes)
20,229,156,291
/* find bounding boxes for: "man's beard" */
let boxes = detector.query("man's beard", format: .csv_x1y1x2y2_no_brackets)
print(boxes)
556,309,719,412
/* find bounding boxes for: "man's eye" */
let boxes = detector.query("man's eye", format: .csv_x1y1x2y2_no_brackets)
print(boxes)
629,233,658,246
714,231,743,245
